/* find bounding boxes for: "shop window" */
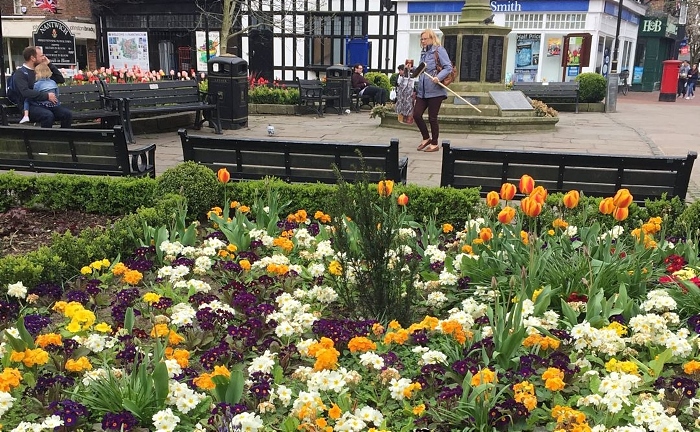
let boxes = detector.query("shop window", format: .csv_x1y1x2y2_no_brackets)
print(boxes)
409,14,459,30
13,0,22,14
545,14,586,30
622,40,631,70
307,13,365,67
504,14,544,30
105,16,148,29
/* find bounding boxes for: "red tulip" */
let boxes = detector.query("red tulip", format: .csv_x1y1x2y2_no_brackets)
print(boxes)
500,183,516,201
529,186,548,204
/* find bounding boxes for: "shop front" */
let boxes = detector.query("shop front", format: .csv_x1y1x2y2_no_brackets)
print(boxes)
633,16,678,92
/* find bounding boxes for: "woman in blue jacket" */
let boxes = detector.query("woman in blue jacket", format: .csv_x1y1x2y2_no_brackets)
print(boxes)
414,29,453,153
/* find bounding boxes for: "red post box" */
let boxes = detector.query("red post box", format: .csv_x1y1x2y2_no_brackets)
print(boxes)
659,60,681,102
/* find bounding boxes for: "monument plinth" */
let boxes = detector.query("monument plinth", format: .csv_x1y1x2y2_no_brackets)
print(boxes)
381,0,558,133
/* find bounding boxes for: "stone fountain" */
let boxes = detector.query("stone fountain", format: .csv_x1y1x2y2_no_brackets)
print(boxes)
382,0,558,133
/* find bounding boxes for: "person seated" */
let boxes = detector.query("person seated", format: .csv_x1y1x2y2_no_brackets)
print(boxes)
351,64,388,106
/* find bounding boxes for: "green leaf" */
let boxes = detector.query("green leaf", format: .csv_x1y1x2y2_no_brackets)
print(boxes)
560,299,580,326
124,307,135,335
649,348,673,378
227,365,244,404
152,361,169,405
17,317,36,349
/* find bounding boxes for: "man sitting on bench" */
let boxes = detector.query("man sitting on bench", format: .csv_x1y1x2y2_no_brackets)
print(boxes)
11,46,73,128
351,64,388,106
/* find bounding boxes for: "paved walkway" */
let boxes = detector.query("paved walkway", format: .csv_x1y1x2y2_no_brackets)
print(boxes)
138,90,699,199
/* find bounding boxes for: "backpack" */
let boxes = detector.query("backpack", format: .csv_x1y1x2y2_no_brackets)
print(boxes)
7,67,29,105
434,50,457,86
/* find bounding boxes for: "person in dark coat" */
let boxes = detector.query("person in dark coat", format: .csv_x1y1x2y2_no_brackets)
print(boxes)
351,64,388,105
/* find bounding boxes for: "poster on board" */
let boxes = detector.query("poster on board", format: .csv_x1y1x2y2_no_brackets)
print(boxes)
107,31,150,71
547,38,561,56
514,34,540,82
196,31,221,72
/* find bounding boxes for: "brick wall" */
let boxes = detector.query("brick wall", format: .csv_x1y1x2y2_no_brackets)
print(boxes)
1,0,93,21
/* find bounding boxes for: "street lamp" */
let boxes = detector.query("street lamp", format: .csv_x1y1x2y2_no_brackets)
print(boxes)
0,6,6,96
611,0,623,73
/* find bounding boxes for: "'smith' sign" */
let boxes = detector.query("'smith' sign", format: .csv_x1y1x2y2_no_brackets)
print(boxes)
33,19,76,65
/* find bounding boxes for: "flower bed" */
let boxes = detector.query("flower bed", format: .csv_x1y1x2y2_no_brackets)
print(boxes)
1,171,700,432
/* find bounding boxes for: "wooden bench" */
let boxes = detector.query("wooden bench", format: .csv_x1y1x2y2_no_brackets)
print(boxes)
439,141,697,203
512,82,580,113
0,83,124,127
0,125,156,177
179,129,408,184
295,78,341,117
100,79,222,143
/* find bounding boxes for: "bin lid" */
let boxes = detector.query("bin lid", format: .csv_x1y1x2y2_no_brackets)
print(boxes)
327,64,353,72
208,54,247,65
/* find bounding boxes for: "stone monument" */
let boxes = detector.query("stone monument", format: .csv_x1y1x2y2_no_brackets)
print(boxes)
382,0,558,133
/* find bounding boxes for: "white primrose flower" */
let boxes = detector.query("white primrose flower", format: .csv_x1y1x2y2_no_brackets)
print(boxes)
359,352,385,370
420,349,448,365
275,384,293,406
354,406,384,426
249,350,277,374
152,408,180,432
426,291,448,307
6,282,27,299
0,391,15,416
424,244,446,263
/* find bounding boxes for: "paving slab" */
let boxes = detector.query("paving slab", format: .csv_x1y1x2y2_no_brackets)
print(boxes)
114,90,700,201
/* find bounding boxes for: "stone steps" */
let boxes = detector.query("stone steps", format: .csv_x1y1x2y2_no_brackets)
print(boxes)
381,113,559,133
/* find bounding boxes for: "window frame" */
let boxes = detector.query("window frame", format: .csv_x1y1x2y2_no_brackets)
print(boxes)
305,12,367,70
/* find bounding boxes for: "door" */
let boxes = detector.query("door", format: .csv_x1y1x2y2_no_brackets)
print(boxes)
248,17,273,81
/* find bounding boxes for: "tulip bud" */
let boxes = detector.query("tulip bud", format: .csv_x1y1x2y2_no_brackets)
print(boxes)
519,175,535,195
377,180,394,197
598,197,615,215
500,183,516,201
217,168,230,183
612,188,633,208
397,193,409,206
479,227,493,242
486,191,500,208
498,206,516,224
520,196,542,217
529,186,548,204
563,190,580,209
613,206,629,221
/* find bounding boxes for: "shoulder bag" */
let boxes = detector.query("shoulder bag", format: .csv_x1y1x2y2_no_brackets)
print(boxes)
434,49,457,86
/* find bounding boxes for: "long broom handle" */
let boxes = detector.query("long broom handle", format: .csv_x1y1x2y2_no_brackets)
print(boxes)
412,62,482,113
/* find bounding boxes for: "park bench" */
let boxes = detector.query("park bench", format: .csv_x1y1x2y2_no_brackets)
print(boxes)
439,141,697,203
512,82,580,113
295,78,341,116
0,83,124,127
179,129,408,184
0,125,156,177
100,79,222,143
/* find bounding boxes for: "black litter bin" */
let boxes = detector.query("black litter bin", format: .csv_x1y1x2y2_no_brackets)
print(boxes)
208,55,248,130
325,65,353,112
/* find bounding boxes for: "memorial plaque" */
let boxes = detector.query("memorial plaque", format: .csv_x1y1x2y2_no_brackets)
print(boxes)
443,35,457,66
485,36,504,83
460,35,483,82
33,19,76,65
489,91,533,110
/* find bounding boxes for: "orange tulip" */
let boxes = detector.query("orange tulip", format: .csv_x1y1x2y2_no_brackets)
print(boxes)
519,175,535,195
562,190,580,209
397,193,409,206
500,183,516,201
498,206,516,224
486,191,500,208
217,168,230,183
598,197,615,215
529,186,548,204
520,196,542,217
613,206,629,221
479,227,493,242
612,189,633,209
377,180,394,197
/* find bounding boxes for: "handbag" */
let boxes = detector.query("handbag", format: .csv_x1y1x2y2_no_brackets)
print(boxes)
434,50,457,86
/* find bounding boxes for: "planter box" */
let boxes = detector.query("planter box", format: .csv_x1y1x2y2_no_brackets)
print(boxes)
249,104,298,115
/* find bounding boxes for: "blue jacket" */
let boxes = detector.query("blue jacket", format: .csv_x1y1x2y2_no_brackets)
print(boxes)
416,45,453,99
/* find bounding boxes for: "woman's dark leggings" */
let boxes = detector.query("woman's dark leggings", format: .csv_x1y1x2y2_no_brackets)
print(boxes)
413,96,444,145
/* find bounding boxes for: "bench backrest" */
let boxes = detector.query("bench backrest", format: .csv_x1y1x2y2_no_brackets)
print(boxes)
295,78,324,99
58,83,106,112
179,129,403,183
513,82,579,97
102,80,201,108
440,142,697,202
0,125,137,176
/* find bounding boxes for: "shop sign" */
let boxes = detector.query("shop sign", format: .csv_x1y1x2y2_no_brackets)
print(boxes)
639,17,677,37
32,19,76,65
632,66,643,84
514,34,540,82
